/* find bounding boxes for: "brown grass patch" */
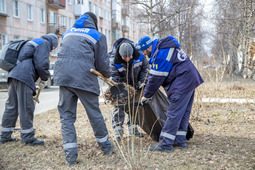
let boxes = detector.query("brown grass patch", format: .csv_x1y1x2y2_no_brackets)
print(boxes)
0,81,255,169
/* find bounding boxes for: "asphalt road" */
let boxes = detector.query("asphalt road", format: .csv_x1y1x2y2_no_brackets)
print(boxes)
0,86,59,126
0,81,108,126
0,83,254,126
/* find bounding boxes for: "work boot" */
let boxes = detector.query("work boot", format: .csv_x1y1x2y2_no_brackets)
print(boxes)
173,143,187,149
128,126,144,137
104,141,115,156
0,137,16,144
149,145,173,153
114,127,123,141
21,138,44,146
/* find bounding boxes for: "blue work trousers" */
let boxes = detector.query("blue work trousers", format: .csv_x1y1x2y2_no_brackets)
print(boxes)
158,89,195,149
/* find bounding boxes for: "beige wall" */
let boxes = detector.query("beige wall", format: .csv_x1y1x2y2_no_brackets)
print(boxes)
0,0,47,42
0,0,148,51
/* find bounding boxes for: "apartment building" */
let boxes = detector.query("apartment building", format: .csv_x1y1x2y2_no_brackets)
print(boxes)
47,0,75,62
121,0,147,44
0,0,48,49
0,0,148,52
73,0,112,49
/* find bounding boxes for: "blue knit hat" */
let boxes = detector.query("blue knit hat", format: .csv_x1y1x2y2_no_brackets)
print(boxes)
137,36,153,51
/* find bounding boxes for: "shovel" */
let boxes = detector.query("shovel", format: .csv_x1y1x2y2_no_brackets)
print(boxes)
90,69,129,100
34,87,42,105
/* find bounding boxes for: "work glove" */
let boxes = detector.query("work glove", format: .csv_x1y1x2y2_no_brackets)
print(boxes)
138,82,146,89
140,96,151,105
39,80,47,89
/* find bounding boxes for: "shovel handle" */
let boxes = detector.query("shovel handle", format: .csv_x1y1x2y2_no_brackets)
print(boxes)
34,88,41,105
90,69,116,86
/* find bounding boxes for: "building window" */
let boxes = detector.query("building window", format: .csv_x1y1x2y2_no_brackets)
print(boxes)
41,9,45,23
99,7,103,18
104,9,107,20
112,29,120,40
27,4,33,21
94,5,98,16
108,11,111,21
112,10,121,23
67,0,71,4
0,34,8,50
0,0,6,13
14,35,20,39
61,16,66,27
68,18,72,28
74,0,83,4
89,2,92,12
49,10,57,26
13,0,19,17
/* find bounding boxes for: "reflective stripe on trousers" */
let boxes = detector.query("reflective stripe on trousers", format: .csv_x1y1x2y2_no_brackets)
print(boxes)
158,90,195,149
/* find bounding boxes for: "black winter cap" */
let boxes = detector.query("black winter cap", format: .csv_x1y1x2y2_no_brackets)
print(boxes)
84,12,98,30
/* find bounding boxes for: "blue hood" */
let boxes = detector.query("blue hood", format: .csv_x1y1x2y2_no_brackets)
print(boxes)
41,33,58,50
157,36,180,49
74,14,97,30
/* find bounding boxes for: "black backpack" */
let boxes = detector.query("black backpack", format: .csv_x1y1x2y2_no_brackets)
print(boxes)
0,39,28,71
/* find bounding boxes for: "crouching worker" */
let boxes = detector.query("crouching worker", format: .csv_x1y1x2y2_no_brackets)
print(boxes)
0,33,58,145
110,38,149,141
53,12,114,166
137,36,204,152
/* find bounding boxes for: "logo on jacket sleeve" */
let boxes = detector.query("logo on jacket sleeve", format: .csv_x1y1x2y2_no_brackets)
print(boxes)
177,49,187,61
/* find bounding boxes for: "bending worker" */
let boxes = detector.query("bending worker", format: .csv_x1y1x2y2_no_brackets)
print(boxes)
110,38,149,141
0,33,58,145
138,36,204,152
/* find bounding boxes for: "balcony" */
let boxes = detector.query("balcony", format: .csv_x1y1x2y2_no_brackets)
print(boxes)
73,4,86,16
112,21,121,29
48,24,67,35
121,8,129,16
48,24,57,34
122,25,129,32
48,0,66,9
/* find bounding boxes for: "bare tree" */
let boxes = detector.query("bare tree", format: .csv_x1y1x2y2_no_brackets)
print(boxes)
129,0,206,60
213,0,255,79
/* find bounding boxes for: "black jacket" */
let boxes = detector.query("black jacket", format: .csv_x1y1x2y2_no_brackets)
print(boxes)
110,38,149,89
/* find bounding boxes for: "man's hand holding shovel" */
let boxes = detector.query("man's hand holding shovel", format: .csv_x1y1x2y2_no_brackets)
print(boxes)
34,80,47,105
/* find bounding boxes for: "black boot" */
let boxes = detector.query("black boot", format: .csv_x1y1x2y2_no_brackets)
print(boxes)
149,145,173,153
21,138,44,146
0,137,17,144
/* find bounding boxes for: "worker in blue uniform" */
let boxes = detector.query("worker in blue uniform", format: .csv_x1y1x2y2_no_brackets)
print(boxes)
137,36,204,152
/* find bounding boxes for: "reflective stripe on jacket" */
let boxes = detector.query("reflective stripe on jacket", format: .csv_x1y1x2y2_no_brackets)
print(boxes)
144,36,204,98
54,14,110,95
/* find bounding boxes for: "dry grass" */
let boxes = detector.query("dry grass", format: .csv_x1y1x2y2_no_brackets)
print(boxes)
0,80,255,169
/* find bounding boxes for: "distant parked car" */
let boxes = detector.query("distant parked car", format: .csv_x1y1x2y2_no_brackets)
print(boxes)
49,63,55,85
0,68,8,88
